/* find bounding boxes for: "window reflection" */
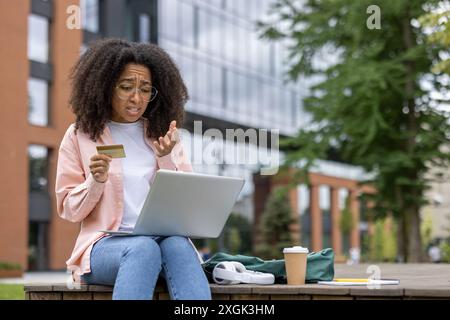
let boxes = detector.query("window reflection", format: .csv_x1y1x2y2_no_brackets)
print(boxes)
210,14,223,57
179,55,195,101
28,145,50,271
28,14,49,63
28,145,48,192
28,78,49,127
157,0,305,133
180,1,194,47
81,0,99,33
196,60,207,104
291,91,298,127
210,64,222,105
198,8,210,52
159,0,178,41
139,13,150,43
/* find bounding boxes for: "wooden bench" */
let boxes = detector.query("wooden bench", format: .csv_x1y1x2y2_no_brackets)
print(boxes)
24,264,450,300
24,282,450,300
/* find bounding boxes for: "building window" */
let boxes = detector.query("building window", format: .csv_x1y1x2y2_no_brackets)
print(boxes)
210,14,222,57
249,77,258,126
28,145,51,271
81,0,99,33
159,0,179,41
139,13,150,43
29,145,49,192
28,78,49,127
226,69,238,113
197,60,210,105
298,185,311,249
222,67,227,109
179,1,194,47
179,54,195,102
210,63,223,106
198,8,210,53
291,91,298,127
28,14,49,63
320,185,331,248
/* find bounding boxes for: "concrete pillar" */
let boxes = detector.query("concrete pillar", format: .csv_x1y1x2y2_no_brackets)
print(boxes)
330,187,342,256
310,184,322,251
288,187,300,245
349,190,360,249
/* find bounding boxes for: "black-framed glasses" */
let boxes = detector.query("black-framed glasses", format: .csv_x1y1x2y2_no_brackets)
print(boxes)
115,84,158,103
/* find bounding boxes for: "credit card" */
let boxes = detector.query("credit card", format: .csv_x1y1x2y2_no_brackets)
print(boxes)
96,144,126,158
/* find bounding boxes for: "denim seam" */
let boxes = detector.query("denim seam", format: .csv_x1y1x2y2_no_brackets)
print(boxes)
162,260,178,300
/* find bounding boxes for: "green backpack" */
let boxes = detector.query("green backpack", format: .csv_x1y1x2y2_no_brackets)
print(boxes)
202,248,335,284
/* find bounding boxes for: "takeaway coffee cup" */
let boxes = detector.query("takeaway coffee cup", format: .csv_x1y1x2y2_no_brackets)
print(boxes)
283,246,309,285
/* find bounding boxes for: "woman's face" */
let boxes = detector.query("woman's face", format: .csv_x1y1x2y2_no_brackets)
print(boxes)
111,63,152,123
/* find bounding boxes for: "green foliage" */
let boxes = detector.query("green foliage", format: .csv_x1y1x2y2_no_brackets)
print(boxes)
419,7,450,74
421,210,434,250
199,213,253,255
366,217,397,262
0,262,22,271
227,227,241,255
223,213,253,255
340,196,353,235
259,0,450,261
440,241,450,262
256,187,295,259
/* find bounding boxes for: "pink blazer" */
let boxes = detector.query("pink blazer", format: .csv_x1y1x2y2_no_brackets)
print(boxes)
55,117,198,280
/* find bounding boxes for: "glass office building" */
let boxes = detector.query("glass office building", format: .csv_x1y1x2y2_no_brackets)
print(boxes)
157,0,308,222
158,0,305,133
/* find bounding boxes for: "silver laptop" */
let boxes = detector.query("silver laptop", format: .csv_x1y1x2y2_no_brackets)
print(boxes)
100,169,245,238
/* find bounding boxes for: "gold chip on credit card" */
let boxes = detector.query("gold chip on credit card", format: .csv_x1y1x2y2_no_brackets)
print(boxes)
96,144,126,158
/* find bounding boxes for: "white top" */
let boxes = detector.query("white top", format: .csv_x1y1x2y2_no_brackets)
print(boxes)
107,119,156,231
283,246,309,254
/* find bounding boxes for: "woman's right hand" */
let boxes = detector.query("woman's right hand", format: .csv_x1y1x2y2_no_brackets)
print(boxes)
89,154,112,183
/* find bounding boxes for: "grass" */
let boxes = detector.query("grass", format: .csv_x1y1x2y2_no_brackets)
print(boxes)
0,284,25,300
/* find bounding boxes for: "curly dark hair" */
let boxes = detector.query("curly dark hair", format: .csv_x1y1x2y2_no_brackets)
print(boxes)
69,38,188,141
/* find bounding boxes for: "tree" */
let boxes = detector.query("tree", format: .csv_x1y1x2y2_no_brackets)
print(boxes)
256,186,295,259
259,0,450,261
223,213,253,255
339,195,353,241
227,227,241,255
420,209,434,250
419,4,450,74
368,217,397,262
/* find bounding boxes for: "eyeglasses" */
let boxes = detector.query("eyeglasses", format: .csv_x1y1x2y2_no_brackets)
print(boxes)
115,84,158,103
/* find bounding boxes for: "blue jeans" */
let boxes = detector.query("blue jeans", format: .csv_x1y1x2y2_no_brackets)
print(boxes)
81,235,211,300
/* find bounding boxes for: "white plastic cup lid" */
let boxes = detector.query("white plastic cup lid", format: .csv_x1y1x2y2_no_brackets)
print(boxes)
283,246,309,254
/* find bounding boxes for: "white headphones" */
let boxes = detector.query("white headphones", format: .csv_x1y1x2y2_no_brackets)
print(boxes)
212,261,275,285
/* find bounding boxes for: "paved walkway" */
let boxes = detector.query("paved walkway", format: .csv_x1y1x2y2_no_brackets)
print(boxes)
334,263,450,289
0,271,69,285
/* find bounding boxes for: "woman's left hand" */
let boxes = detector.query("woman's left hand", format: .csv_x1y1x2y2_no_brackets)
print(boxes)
153,120,179,157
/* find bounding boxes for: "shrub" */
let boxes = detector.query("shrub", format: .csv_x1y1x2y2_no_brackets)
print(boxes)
0,262,22,271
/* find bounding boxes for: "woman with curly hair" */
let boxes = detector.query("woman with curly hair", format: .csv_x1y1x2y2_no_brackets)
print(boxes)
55,38,211,300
